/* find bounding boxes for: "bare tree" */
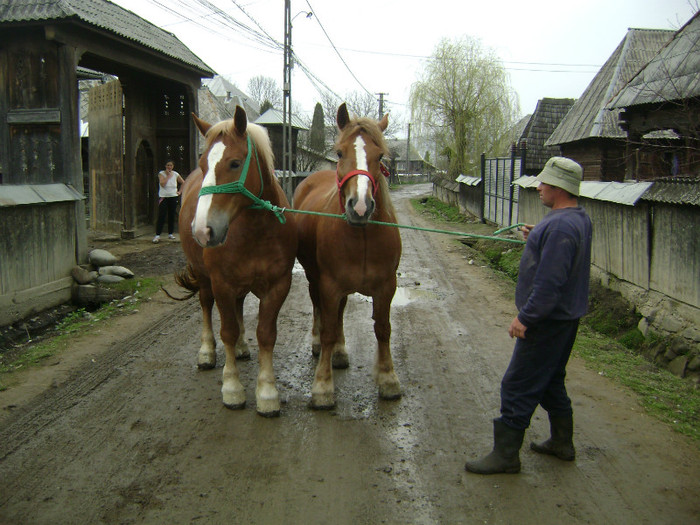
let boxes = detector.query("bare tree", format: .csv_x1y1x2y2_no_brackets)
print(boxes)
247,75,282,110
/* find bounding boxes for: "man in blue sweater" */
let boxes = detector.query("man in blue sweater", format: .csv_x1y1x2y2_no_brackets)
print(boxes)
465,156,592,475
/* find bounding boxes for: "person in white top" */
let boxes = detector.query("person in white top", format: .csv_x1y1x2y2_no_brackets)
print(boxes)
153,161,185,243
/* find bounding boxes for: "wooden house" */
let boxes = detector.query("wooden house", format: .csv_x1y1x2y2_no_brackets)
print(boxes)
0,0,213,326
546,28,674,181
609,11,700,179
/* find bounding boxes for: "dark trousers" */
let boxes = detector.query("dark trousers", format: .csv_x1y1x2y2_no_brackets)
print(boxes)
156,196,179,235
498,318,580,431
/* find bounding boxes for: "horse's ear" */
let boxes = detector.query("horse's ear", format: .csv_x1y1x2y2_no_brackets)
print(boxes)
234,105,248,136
192,113,211,136
337,103,350,131
378,113,389,132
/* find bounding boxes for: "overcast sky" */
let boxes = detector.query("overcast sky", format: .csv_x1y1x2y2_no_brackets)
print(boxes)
113,0,697,134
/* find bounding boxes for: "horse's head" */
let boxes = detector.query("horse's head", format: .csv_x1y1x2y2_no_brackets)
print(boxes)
335,103,389,226
190,106,272,247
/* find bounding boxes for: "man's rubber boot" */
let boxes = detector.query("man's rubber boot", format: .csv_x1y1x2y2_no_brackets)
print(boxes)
530,413,575,461
465,419,525,474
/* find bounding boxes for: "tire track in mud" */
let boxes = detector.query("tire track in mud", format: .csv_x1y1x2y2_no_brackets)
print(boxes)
0,299,196,492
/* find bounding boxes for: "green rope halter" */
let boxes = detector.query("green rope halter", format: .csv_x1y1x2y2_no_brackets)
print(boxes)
197,135,287,223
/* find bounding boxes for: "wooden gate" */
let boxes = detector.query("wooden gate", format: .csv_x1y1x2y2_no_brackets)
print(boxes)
135,140,155,226
89,80,124,233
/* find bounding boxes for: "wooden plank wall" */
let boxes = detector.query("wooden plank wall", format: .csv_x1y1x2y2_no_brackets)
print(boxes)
650,204,700,308
0,202,76,295
517,188,699,310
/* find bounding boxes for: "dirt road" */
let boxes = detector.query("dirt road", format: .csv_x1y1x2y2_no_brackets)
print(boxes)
1,184,698,524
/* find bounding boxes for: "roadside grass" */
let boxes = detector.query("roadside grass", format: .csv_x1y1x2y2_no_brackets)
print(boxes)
412,195,700,444
0,277,162,390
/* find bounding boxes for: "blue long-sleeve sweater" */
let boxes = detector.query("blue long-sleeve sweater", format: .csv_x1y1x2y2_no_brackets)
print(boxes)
515,207,592,326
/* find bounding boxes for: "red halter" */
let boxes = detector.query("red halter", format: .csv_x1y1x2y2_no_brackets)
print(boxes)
336,163,390,212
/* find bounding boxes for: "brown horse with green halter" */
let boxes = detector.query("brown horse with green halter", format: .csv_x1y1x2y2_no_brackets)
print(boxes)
293,103,402,409
177,106,297,417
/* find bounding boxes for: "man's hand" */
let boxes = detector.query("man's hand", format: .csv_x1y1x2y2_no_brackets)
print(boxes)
519,224,534,241
508,316,528,339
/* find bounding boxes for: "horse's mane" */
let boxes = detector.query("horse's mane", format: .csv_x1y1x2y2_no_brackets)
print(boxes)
204,120,275,179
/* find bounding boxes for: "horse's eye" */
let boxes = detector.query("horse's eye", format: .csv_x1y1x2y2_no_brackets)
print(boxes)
230,160,241,170
336,150,342,159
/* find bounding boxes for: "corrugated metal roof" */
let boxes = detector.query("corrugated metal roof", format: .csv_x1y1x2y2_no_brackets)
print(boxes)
0,0,214,75
456,175,481,186
580,181,653,205
255,108,307,130
640,177,700,206
546,28,674,146
609,12,700,108
0,184,83,206
512,175,540,188
513,176,653,205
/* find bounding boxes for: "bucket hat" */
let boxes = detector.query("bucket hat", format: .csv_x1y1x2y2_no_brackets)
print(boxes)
535,157,582,196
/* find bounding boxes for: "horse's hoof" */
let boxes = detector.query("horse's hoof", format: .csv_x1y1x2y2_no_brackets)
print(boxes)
222,387,246,408
379,383,402,400
332,352,349,369
257,407,281,418
235,348,251,360
310,393,336,410
197,352,216,369
256,388,280,417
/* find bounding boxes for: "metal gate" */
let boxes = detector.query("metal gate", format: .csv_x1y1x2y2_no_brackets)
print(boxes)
482,155,523,227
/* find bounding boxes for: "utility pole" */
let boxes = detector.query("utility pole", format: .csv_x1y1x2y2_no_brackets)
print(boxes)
404,123,411,184
376,92,388,119
282,0,292,197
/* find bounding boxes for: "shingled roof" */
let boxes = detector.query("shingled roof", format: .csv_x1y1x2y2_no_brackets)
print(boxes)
0,0,214,75
609,11,700,108
546,28,673,146
520,98,575,173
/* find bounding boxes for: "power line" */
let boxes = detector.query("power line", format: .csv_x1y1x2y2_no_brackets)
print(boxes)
304,0,373,96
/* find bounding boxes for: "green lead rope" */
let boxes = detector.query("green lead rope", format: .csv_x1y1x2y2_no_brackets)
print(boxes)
195,136,524,242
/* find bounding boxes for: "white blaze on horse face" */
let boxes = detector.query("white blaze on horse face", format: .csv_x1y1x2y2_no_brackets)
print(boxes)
352,135,370,217
193,141,225,234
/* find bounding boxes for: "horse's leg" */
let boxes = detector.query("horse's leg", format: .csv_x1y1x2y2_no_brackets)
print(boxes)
197,280,217,369
332,296,349,369
234,295,250,359
372,286,402,400
311,281,341,409
309,281,322,357
218,295,246,409
254,279,290,417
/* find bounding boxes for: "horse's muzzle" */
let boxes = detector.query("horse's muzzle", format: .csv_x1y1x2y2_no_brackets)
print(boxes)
192,214,229,247
345,196,375,226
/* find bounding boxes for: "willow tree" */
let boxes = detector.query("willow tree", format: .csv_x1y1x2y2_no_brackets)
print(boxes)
410,36,519,176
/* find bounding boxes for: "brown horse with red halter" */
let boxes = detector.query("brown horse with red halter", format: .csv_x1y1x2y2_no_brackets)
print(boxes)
293,103,402,408
177,106,297,417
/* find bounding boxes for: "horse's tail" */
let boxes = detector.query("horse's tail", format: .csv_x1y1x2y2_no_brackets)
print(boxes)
161,264,199,301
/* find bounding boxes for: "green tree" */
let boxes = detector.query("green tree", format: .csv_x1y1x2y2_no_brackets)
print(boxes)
309,102,325,153
410,36,519,176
